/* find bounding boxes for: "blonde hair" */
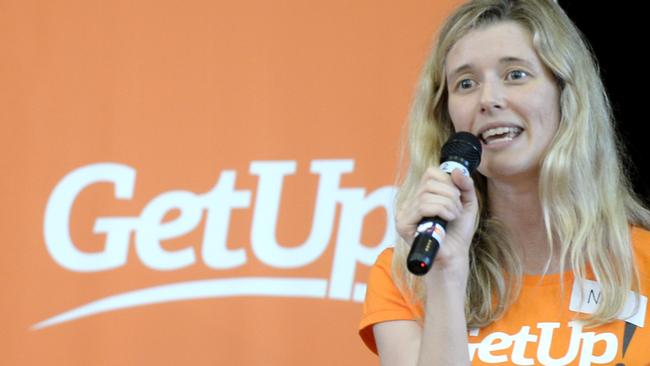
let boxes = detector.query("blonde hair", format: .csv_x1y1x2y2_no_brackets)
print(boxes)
393,0,650,328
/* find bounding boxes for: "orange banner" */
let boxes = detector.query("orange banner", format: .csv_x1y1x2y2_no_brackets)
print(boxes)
0,0,462,364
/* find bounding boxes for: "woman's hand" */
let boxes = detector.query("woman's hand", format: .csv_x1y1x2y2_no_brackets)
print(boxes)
395,167,479,273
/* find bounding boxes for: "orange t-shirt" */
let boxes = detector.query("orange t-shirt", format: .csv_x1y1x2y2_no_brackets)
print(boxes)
359,227,650,365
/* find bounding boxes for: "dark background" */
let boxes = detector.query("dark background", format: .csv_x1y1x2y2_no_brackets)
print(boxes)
558,2,648,203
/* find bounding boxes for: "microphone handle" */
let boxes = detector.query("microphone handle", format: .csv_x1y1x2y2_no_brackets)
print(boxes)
406,159,468,276
407,216,447,275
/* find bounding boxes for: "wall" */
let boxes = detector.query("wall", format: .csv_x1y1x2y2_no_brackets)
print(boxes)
0,0,462,364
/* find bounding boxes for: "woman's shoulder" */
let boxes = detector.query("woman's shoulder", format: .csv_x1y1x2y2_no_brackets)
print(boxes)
365,247,397,292
373,247,394,266
360,246,420,354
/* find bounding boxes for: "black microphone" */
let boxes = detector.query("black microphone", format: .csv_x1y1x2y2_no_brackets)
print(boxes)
406,131,482,276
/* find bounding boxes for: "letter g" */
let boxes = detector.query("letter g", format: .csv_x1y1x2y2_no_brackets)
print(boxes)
44,163,136,272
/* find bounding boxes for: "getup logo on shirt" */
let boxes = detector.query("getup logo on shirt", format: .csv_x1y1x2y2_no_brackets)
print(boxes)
468,279,647,366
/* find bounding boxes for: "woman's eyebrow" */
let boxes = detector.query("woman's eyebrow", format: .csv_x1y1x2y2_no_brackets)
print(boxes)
447,56,536,80
499,56,535,68
447,63,474,81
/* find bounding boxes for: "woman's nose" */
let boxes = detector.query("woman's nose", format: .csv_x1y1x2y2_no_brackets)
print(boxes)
479,80,506,113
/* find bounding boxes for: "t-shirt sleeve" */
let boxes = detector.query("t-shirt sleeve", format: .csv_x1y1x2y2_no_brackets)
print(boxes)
358,248,420,354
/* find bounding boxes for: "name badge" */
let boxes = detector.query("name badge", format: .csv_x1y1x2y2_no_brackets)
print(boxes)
569,278,647,327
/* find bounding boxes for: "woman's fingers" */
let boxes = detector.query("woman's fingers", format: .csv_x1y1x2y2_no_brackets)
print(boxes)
450,169,477,207
396,167,465,241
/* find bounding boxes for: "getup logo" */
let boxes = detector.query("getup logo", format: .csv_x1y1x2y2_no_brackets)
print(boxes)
35,160,396,330
466,279,647,365
468,321,632,366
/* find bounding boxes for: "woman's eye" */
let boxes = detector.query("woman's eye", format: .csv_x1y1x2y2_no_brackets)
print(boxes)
507,70,529,80
458,79,475,90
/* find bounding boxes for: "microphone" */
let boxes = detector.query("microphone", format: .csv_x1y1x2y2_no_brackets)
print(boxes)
406,131,482,275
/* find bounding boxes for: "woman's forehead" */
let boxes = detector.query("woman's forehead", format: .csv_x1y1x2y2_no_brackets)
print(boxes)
445,21,538,73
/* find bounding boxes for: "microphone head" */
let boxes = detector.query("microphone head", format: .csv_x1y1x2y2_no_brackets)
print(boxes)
440,131,482,173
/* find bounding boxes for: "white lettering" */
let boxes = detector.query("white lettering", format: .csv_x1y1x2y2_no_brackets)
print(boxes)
510,326,537,365
477,332,513,363
328,186,395,300
135,190,202,270
537,321,582,364
201,171,250,269
249,160,352,268
469,321,620,365
44,163,136,272
44,160,395,281
468,339,479,361
38,159,401,329
579,330,617,366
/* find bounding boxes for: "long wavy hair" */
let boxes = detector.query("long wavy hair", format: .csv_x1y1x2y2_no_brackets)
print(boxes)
392,0,650,327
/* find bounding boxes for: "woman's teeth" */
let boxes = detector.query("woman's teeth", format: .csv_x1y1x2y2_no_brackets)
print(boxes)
480,127,523,144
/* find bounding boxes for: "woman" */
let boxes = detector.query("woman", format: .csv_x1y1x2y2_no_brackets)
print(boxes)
359,0,650,365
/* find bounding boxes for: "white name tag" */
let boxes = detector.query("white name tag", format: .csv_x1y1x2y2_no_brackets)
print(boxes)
569,278,647,328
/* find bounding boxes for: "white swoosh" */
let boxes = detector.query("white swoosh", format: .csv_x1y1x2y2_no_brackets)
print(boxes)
31,277,328,330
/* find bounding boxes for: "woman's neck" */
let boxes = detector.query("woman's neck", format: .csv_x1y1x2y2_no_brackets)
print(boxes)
487,178,564,275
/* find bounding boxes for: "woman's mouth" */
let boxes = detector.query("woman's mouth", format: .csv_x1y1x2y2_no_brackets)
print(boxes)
479,126,523,145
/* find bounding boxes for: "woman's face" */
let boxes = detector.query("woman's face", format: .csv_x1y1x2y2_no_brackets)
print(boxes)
445,21,561,182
